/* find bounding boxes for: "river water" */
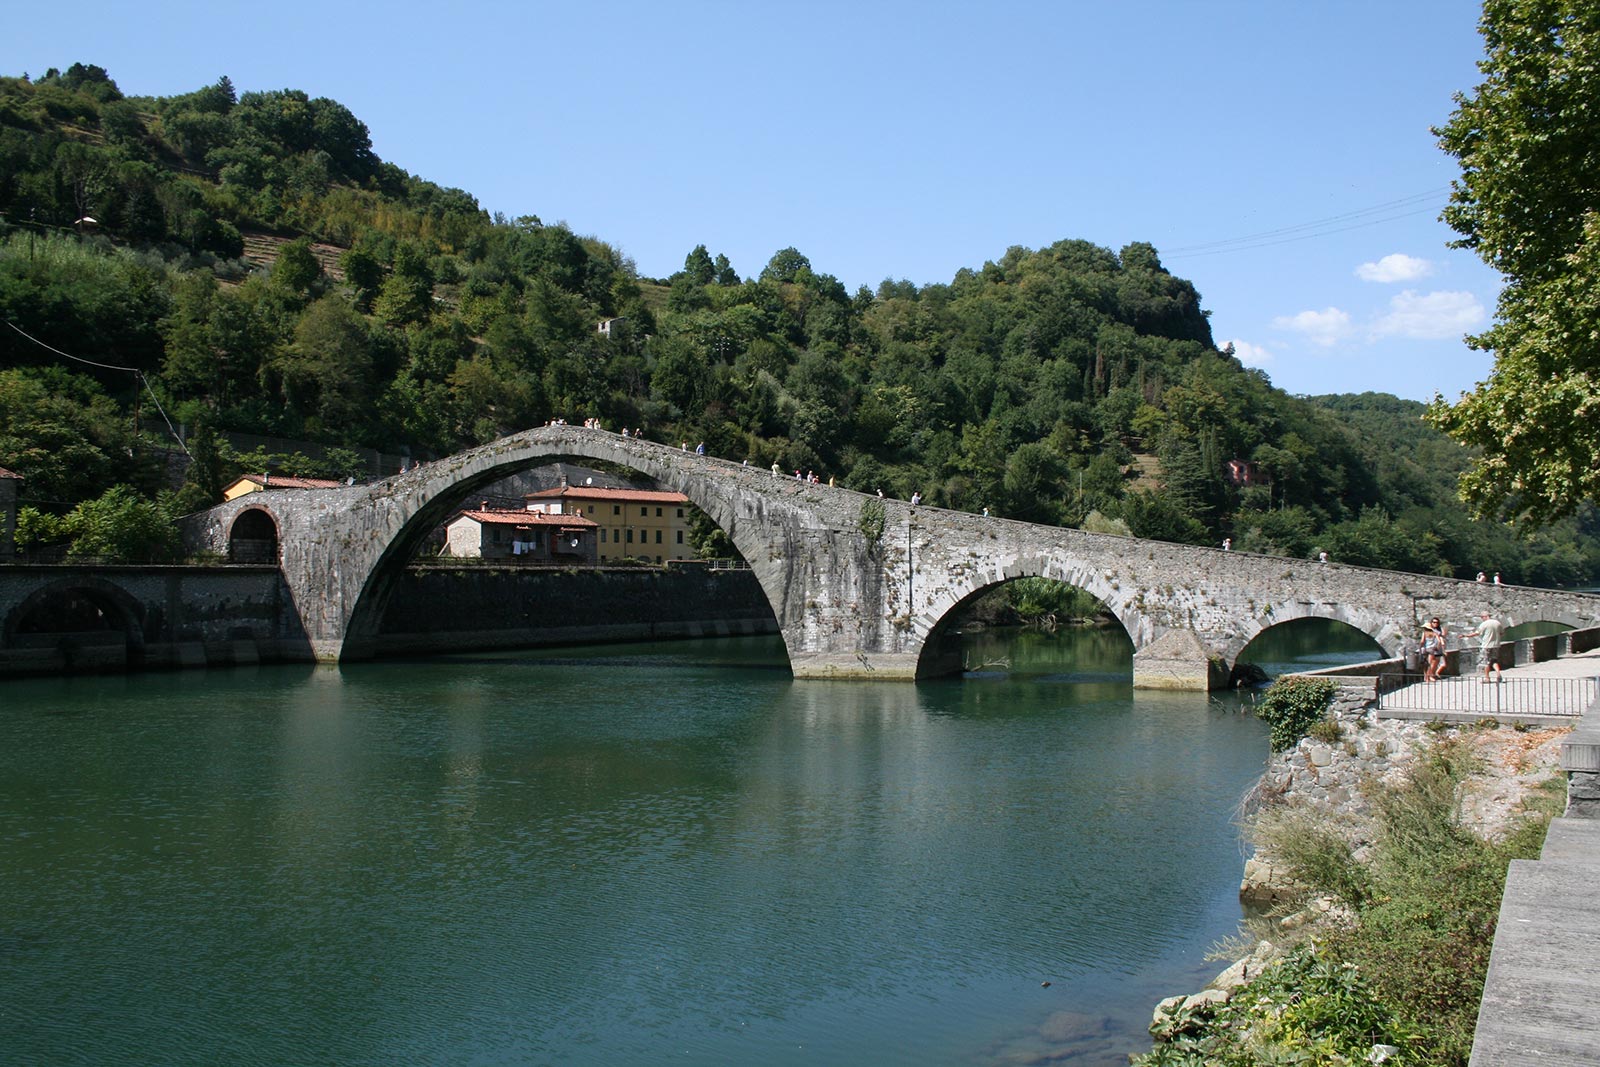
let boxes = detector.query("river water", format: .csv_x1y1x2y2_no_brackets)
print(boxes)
0,621,1376,1065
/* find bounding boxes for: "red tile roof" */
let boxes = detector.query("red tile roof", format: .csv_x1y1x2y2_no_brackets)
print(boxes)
236,473,345,490
457,509,598,528
0,466,20,479
525,485,689,505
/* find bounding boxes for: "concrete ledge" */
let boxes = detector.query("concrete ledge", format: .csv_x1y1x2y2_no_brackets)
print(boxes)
1471,857,1600,1065
790,650,921,681
1379,708,1580,727
1540,818,1600,861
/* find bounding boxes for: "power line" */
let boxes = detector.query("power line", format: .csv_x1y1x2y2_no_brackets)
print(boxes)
1163,188,1452,260
4,318,191,459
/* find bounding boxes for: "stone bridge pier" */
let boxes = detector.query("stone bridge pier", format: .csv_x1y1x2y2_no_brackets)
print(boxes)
184,426,1600,689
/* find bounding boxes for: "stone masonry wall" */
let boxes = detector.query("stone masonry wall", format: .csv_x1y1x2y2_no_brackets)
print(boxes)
375,566,779,653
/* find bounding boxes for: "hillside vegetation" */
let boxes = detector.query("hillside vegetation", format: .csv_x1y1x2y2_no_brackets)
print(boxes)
1,63,1595,579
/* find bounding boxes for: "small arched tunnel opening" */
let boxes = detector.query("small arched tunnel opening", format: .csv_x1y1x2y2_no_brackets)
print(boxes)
365,457,775,657
1233,618,1385,685
4,583,145,669
229,508,280,563
916,576,1133,682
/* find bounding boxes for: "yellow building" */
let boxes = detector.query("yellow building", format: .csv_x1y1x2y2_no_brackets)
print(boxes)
222,473,344,501
523,485,697,564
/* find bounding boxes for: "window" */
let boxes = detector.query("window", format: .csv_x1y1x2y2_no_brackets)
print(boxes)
676,508,684,518
600,529,607,543
626,529,633,544
640,506,647,517
656,507,662,517
613,505,621,515
676,531,683,544
655,530,662,544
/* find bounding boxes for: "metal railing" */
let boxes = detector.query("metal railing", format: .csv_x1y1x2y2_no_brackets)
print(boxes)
1374,673,1599,719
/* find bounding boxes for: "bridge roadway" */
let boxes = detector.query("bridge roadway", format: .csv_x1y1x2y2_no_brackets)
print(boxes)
176,425,1600,689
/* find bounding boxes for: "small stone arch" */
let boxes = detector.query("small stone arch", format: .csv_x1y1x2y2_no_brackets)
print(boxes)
1229,602,1404,665
1234,615,1387,669
2,576,147,660
914,560,1142,678
229,507,280,563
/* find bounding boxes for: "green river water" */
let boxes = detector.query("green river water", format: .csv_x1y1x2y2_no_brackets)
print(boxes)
0,620,1378,1065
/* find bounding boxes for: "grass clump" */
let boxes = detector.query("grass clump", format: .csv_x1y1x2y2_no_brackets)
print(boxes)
1307,718,1345,745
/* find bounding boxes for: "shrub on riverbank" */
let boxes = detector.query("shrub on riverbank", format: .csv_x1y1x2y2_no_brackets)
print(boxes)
1138,735,1561,1066
1137,941,1420,1066
1256,676,1338,752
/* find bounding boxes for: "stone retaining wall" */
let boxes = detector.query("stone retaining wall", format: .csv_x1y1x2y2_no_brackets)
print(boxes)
0,564,779,678
374,566,779,655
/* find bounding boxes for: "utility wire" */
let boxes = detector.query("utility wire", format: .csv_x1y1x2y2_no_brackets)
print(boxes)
1163,188,1452,259
5,318,192,459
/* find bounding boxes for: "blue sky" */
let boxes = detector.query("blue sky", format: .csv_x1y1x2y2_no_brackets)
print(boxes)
7,1,1499,402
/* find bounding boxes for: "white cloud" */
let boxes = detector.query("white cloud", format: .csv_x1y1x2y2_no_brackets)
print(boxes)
1225,339,1274,367
1271,307,1352,347
1371,290,1486,340
1356,253,1433,283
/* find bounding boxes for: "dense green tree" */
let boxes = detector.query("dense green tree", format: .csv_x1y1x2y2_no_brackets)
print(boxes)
0,367,135,510
682,244,715,286
1118,489,1208,545
263,295,376,437
759,246,811,284
1428,0,1600,523
372,241,434,328
272,237,322,299
57,484,179,561
338,246,383,311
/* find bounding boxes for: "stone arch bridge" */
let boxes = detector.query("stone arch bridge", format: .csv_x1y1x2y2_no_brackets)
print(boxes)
182,425,1600,689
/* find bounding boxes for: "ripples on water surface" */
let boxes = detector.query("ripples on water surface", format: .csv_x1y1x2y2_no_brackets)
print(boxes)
0,622,1377,1065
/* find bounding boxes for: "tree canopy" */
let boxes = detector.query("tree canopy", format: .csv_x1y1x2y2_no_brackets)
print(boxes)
1428,0,1600,524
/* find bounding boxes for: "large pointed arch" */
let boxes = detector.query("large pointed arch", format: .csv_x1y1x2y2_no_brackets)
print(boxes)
337,446,789,657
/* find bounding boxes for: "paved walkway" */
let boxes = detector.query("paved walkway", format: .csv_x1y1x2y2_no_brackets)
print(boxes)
1469,649,1600,1065
1378,648,1600,723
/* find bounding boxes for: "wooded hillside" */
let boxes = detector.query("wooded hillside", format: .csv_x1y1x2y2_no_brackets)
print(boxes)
1,64,1594,582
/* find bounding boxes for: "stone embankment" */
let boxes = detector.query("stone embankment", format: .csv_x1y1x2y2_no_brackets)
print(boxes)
1153,691,1567,1031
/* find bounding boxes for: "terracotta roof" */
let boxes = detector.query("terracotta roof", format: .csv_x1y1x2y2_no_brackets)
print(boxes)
525,485,689,505
456,510,598,528
234,473,344,490
0,466,20,479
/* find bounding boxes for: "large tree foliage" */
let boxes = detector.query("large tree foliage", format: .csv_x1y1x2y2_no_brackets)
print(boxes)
1429,0,1600,523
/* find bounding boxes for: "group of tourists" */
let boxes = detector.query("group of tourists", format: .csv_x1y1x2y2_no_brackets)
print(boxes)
1418,610,1506,683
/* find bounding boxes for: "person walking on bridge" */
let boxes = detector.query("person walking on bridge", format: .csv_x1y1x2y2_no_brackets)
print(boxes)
1464,611,1505,684
1420,619,1445,682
